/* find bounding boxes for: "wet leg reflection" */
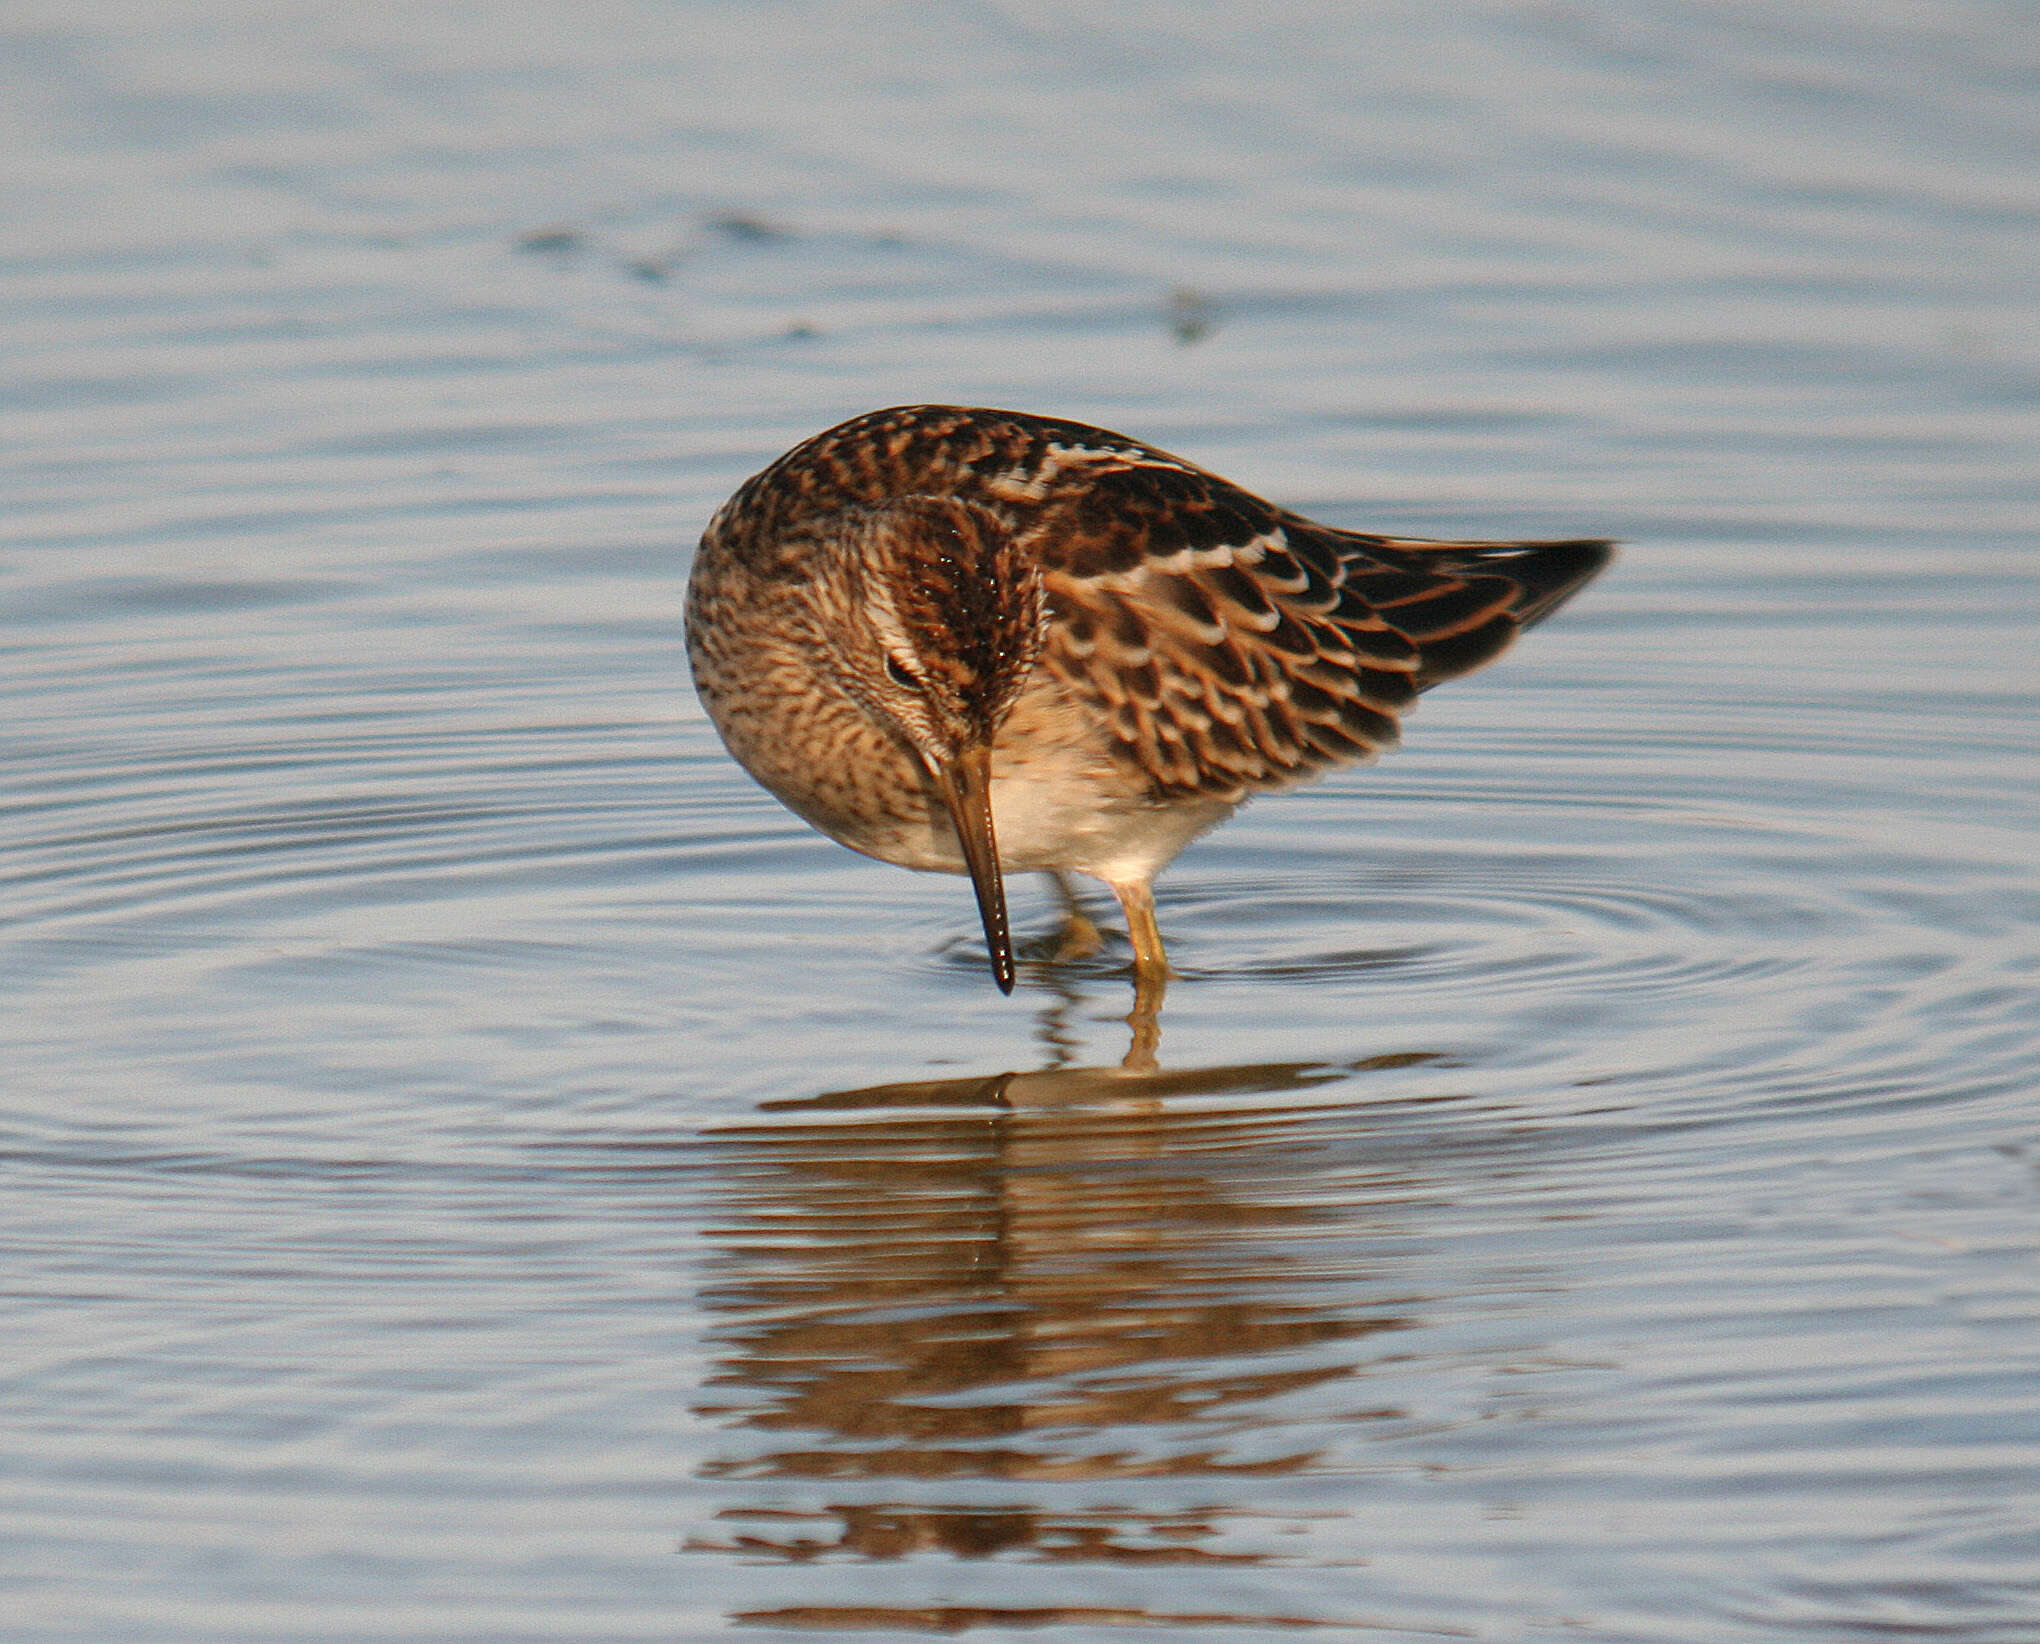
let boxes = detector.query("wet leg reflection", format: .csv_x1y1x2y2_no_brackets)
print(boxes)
688,1040,1455,1628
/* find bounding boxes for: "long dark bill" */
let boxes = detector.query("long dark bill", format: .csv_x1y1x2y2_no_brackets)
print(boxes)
935,743,1015,994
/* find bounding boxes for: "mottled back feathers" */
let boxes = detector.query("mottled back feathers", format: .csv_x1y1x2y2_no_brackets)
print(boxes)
698,404,1612,805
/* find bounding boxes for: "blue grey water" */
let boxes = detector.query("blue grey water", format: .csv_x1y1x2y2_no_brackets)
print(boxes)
4,3,2038,1640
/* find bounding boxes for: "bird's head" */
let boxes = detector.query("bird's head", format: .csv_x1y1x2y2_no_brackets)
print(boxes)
806,495,1046,992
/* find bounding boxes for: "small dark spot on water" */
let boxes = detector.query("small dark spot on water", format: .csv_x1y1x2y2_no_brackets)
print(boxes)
705,210,792,242
515,224,584,253
1168,285,1218,345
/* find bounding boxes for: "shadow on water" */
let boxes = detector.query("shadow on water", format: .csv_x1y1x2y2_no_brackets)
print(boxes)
676,1012,1476,1634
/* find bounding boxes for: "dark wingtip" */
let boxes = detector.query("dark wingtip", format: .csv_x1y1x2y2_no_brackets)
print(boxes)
1402,537,1617,692
1498,537,1618,630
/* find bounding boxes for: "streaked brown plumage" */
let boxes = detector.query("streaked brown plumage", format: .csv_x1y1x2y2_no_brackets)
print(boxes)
686,405,1612,996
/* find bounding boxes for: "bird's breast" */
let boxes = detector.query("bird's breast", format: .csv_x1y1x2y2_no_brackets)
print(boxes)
693,626,1234,887
849,679,1238,887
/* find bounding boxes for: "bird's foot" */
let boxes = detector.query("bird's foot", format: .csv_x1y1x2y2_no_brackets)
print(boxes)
1047,909,1106,964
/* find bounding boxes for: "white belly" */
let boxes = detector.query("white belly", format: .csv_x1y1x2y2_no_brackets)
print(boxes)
709,654,1236,890
845,740,1236,889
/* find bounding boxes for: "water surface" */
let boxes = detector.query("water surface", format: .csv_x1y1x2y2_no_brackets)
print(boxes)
4,3,2038,1640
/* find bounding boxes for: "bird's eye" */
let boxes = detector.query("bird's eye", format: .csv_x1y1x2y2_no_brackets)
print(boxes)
884,654,917,688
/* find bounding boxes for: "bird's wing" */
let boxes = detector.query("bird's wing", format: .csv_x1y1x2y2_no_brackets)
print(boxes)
743,406,1610,804
980,429,1607,802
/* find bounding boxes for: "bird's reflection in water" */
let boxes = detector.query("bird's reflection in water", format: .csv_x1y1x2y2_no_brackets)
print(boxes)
687,1018,1459,1630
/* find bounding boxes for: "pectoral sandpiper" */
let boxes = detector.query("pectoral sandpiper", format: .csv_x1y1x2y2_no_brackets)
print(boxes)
686,405,1611,996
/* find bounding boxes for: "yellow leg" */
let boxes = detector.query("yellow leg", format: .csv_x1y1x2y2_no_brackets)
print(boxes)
1108,878,1169,1072
1110,878,1171,982
1043,871,1104,962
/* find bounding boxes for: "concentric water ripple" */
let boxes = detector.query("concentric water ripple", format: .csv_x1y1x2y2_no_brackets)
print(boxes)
5,5,2040,1641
